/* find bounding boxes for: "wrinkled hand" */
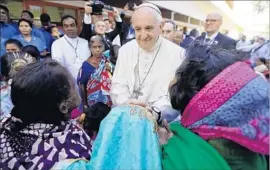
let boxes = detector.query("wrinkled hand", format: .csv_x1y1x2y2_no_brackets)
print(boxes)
158,120,173,145
127,99,152,111
85,2,92,15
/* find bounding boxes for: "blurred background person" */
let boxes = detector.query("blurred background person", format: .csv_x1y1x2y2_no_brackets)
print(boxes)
1,51,37,118
22,45,40,61
173,30,184,46
51,15,90,81
0,5,17,40
12,19,47,56
162,20,176,42
4,39,23,53
195,13,236,49
180,28,199,49
19,10,45,42
80,2,123,51
236,34,251,52
49,25,62,40
250,37,270,66
77,35,112,111
39,13,54,52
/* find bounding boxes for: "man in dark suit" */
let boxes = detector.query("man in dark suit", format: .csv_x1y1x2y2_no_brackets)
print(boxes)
195,13,236,50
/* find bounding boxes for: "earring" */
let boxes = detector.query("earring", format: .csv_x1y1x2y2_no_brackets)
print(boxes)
60,101,69,114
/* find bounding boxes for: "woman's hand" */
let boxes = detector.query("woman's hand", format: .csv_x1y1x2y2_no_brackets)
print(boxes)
158,120,173,145
105,62,111,72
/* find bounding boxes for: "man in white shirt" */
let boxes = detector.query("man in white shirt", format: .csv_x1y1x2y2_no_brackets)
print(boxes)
236,34,251,52
195,13,236,50
110,3,185,122
51,15,90,81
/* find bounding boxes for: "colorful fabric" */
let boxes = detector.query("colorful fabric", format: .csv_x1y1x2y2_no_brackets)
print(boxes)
162,123,231,170
50,105,162,170
0,81,13,119
86,57,112,107
89,105,162,169
0,115,92,170
181,61,269,155
208,138,267,170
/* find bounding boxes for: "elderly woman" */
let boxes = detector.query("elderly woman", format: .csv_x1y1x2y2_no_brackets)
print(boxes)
1,51,37,118
77,35,112,110
162,44,269,169
12,19,47,56
0,60,92,169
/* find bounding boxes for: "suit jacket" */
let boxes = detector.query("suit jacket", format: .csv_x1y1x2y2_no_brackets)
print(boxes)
80,21,122,51
195,32,236,50
180,35,195,49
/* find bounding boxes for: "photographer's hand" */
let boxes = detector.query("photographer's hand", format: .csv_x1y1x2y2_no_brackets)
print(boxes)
85,2,92,15
113,7,122,22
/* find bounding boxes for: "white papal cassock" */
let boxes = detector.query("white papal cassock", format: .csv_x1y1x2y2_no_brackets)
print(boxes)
110,36,185,121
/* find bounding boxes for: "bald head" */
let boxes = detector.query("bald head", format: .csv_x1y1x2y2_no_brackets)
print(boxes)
207,13,223,22
131,3,164,51
204,12,223,36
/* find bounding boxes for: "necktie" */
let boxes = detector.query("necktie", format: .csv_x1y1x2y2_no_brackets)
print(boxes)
205,38,211,44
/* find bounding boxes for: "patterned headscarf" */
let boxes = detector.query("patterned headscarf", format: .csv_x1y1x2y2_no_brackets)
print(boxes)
0,115,92,169
181,62,269,154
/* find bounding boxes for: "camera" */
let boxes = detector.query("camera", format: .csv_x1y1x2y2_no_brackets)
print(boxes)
88,0,114,15
127,1,135,10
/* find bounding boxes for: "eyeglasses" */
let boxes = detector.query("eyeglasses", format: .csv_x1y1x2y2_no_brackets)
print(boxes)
205,19,218,23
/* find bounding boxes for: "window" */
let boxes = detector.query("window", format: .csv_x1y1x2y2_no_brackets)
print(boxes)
45,6,76,23
190,17,200,25
7,0,23,20
29,5,42,20
174,13,189,23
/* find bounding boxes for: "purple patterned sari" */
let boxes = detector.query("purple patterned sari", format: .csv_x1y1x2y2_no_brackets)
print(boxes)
0,115,92,169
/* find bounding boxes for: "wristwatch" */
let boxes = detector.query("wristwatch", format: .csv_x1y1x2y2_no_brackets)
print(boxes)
151,106,162,125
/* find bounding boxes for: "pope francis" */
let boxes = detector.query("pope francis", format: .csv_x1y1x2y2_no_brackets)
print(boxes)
110,3,185,122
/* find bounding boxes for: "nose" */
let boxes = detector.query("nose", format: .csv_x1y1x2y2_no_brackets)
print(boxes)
139,30,149,40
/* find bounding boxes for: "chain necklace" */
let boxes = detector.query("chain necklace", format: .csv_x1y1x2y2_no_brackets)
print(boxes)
64,36,79,62
132,39,163,99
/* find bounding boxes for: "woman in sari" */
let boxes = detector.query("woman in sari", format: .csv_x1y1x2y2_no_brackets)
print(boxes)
77,35,112,110
1,51,37,119
0,60,92,169
162,44,269,170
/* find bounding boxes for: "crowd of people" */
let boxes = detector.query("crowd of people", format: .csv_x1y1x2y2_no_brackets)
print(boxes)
0,2,269,170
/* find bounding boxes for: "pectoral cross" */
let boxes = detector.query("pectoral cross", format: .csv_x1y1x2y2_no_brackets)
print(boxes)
132,87,144,99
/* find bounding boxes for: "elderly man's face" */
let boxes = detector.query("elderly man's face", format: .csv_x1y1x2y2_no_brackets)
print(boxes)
204,14,222,34
162,22,175,42
132,9,162,51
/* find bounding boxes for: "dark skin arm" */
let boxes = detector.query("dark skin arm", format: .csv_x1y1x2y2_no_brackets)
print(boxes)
79,83,89,110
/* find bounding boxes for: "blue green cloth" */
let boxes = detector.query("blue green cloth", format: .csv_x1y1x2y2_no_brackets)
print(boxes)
53,105,162,170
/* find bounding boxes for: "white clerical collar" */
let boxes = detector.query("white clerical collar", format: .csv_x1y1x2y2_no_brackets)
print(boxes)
205,32,219,40
140,36,162,53
64,35,79,42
